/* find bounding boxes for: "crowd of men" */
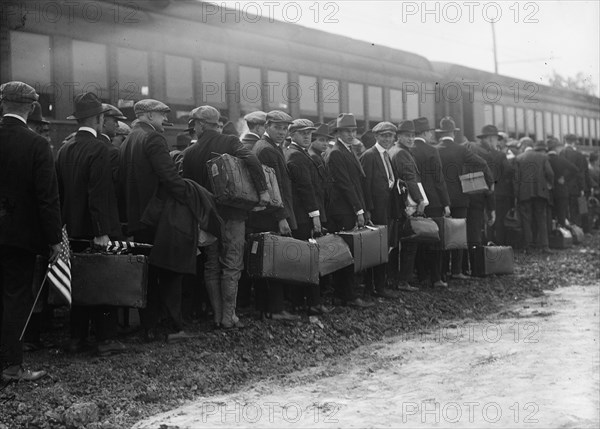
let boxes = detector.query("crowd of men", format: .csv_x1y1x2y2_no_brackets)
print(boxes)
1,80,598,382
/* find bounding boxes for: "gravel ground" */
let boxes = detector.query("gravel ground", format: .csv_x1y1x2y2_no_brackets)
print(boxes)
1,234,598,429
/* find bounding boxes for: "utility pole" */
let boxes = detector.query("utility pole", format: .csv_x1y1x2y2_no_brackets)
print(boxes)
491,21,498,74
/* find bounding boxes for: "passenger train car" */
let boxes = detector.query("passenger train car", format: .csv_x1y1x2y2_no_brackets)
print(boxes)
1,0,598,149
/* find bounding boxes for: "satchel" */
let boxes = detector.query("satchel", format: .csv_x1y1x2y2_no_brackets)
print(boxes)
503,208,521,231
402,216,440,242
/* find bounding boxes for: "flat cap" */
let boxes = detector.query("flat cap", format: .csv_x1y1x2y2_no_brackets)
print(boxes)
134,99,170,115
372,121,397,134
0,81,39,103
397,120,415,134
564,134,578,143
190,105,220,125
244,110,267,125
115,121,131,136
266,110,293,124
102,103,127,120
289,118,317,133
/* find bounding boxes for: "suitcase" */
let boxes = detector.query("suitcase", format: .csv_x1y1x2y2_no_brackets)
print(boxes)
471,245,514,277
207,154,284,210
549,226,573,249
50,253,148,307
568,224,585,244
246,233,319,285
459,171,489,195
432,217,467,250
311,234,354,276
338,225,388,273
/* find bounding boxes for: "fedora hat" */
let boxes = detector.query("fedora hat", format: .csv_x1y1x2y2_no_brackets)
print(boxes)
28,101,49,124
312,123,333,140
413,117,434,134
332,113,357,132
435,116,460,133
477,124,500,138
67,92,110,120
397,120,415,134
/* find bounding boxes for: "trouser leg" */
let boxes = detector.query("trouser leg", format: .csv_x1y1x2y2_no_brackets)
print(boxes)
203,241,222,324
220,219,245,326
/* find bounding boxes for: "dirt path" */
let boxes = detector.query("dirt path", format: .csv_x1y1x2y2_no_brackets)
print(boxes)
135,285,599,428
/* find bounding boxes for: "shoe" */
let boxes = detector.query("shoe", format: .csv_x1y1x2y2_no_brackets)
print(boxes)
452,273,470,280
221,320,246,330
167,331,197,343
2,365,47,382
347,297,375,308
433,280,449,288
96,340,127,357
540,247,556,254
270,310,300,321
372,289,398,299
397,282,419,292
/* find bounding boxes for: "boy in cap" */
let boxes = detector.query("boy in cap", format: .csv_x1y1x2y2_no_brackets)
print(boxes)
1,81,62,382
241,111,267,149
181,106,269,329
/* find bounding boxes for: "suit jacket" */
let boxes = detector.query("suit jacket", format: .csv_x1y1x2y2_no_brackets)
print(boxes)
181,129,267,221
436,138,492,208
324,139,367,218
56,130,121,238
513,149,554,201
0,116,62,252
241,132,260,150
286,143,325,225
249,134,297,231
360,145,393,223
119,121,187,234
308,149,330,223
464,141,505,211
548,152,578,200
99,133,120,185
389,143,422,204
410,138,450,209
560,146,590,196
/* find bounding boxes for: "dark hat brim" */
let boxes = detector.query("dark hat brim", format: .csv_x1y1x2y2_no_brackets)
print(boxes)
29,118,50,125
106,114,128,121
67,105,111,120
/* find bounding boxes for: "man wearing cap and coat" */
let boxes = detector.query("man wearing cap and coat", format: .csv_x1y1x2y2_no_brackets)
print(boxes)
436,117,492,279
410,117,450,288
241,111,267,149
56,92,125,356
99,104,128,184
181,105,269,329
324,113,373,308
0,81,62,382
560,134,590,228
27,101,52,151
547,138,578,228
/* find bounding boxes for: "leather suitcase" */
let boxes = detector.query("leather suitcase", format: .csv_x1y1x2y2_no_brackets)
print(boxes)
549,227,573,249
459,172,489,194
471,245,514,277
402,217,440,243
246,233,319,285
568,224,585,244
311,234,354,276
49,253,148,307
432,217,467,250
338,225,389,273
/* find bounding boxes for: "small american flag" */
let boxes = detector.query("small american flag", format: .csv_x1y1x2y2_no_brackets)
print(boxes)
106,240,152,254
47,226,72,306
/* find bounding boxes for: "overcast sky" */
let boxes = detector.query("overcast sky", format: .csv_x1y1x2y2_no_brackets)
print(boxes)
217,0,600,97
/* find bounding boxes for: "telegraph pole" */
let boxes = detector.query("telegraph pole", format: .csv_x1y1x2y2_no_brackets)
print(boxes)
491,21,498,74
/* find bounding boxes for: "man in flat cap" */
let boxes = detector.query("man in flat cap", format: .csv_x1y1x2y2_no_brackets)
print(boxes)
436,117,491,280
409,117,450,288
560,134,590,228
57,92,125,356
241,111,267,149
0,81,62,382
120,98,192,342
248,110,301,320
360,121,398,299
324,113,373,308
100,104,128,186
181,106,269,329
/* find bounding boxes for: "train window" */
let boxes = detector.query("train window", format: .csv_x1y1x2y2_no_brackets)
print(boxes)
561,115,568,138
390,89,403,122
506,106,515,135
368,86,383,123
576,116,583,137
493,105,504,130
405,91,419,119
516,108,525,136
553,113,560,139
321,78,340,121
117,47,149,99
267,70,289,111
201,60,226,106
10,31,52,87
239,66,262,113
348,83,365,120
569,115,575,133
72,40,108,97
165,55,194,106
583,117,589,145
298,75,318,115
535,111,544,140
544,112,553,137
526,109,535,137
483,104,493,125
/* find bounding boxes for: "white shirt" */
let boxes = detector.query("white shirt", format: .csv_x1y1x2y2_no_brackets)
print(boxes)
375,142,395,189
3,113,27,124
78,126,97,138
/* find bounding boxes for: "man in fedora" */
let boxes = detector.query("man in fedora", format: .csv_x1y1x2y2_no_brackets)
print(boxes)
410,117,450,288
360,121,398,299
181,106,269,329
57,92,126,356
241,111,267,149
27,101,52,151
436,117,491,280
324,113,373,308
120,99,193,342
560,134,590,228
1,81,62,382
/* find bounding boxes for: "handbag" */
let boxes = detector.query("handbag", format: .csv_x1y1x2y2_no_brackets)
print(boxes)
402,216,440,242
503,207,521,231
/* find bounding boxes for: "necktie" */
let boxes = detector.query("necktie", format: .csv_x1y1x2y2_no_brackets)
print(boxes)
383,151,395,189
